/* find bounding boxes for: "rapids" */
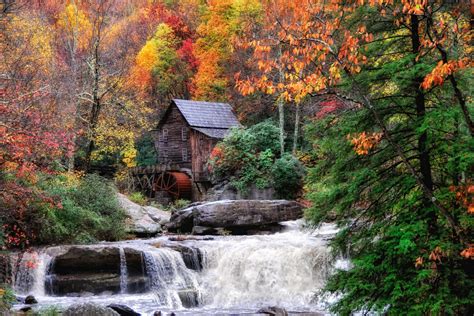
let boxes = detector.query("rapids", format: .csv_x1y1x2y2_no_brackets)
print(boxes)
11,221,345,315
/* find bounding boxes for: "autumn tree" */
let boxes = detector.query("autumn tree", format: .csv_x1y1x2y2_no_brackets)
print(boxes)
193,0,261,101
0,2,72,248
235,0,474,314
131,23,194,109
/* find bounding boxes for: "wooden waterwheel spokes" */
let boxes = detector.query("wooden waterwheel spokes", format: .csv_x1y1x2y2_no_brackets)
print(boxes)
154,171,192,200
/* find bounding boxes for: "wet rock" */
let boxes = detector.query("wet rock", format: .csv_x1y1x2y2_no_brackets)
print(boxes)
53,247,120,274
258,306,289,316
191,225,218,235
177,289,199,308
24,295,37,304
107,304,141,316
168,245,203,271
63,303,120,316
20,306,33,313
167,200,303,234
117,193,162,236
48,246,149,295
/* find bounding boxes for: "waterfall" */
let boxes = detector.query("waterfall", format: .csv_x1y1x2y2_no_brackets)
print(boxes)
143,248,200,308
9,221,338,315
197,229,332,309
13,251,52,296
119,248,128,294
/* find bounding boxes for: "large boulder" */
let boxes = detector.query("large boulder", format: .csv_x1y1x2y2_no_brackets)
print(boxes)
143,206,171,226
63,303,120,316
48,246,149,295
258,306,289,316
166,200,303,234
117,193,169,236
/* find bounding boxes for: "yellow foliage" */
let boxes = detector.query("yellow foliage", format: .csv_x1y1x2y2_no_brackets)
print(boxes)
130,23,177,91
2,15,54,74
122,146,137,168
56,3,92,51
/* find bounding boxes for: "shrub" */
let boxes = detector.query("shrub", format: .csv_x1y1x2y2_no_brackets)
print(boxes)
272,153,305,199
37,173,126,244
129,192,147,205
209,121,304,198
0,285,15,312
136,134,157,167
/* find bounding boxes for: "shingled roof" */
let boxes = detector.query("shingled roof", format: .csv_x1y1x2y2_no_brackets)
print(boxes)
169,99,240,139
172,99,240,128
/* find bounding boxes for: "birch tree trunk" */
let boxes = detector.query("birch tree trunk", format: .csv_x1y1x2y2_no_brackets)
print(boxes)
292,103,300,154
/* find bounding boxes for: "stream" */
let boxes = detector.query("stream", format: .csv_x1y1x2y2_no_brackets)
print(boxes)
11,221,347,315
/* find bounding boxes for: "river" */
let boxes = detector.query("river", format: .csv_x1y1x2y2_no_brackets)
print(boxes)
11,221,347,315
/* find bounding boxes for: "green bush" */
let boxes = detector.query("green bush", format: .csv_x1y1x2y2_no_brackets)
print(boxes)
128,192,147,205
136,134,157,167
37,173,126,244
209,121,304,198
0,285,15,312
272,153,305,199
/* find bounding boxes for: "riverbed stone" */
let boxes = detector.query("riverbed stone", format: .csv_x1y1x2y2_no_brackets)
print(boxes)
117,193,163,236
167,200,303,234
24,295,37,304
258,306,289,316
48,246,149,295
168,244,203,271
107,304,141,316
177,289,199,308
63,303,120,316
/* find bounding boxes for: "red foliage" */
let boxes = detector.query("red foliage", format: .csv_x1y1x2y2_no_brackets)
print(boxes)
178,38,199,70
316,98,346,119
165,15,192,40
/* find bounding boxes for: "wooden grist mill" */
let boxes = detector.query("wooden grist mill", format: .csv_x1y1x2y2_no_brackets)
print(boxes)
128,99,240,203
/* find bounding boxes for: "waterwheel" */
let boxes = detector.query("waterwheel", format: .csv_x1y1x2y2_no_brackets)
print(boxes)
154,172,192,200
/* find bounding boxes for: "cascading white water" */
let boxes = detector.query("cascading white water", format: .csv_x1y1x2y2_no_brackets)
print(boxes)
197,223,332,309
119,247,128,294
13,251,52,296
143,248,200,309
11,221,338,315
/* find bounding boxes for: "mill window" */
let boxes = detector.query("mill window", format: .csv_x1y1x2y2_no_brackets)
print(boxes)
182,148,188,161
181,127,187,141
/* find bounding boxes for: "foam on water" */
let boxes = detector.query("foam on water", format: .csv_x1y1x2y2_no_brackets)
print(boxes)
13,221,340,315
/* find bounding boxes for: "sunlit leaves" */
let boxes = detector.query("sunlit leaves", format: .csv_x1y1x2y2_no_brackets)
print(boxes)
56,3,92,51
347,132,383,155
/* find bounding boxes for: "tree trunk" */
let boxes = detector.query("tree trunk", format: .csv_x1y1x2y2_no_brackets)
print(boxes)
278,45,285,156
411,14,438,237
293,103,300,154
84,29,102,172
411,14,434,192
68,7,79,172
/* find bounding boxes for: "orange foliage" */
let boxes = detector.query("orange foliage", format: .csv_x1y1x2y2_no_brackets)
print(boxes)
460,246,474,259
421,58,471,90
449,183,474,214
347,132,383,155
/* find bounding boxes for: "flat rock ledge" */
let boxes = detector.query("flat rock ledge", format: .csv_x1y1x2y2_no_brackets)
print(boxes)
166,199,303,235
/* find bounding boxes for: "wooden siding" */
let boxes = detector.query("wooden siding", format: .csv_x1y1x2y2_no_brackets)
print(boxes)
154,105,192,169
190,129,218,180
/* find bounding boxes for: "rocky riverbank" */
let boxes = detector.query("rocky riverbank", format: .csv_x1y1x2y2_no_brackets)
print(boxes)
166,200,303,235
